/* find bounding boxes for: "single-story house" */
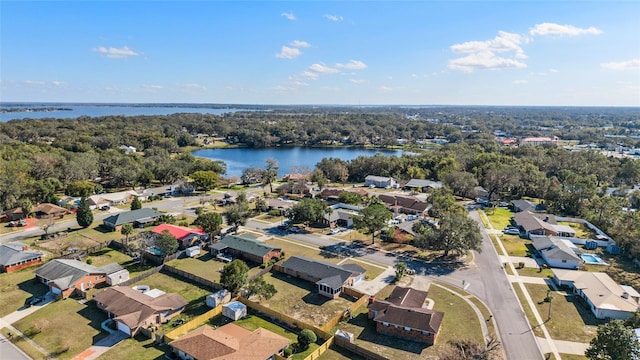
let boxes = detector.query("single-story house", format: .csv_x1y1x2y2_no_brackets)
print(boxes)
151,223,207,249
102,208,163,231
552,269,640,320
279,256,365,298
282,173,311,183
404,179,443,192
368,286,444,345
321,208,359,228
365,175,396,188
209,234,281,265
94,286,187,336
31,203,71,218
513,212,576,238
169,323,290,360
378,194,430,216
532,236,584,269
0,242,43,273
265,198,295,214
88,190,139,208
0,207,26,222
34,259,125,299
511,199,537,213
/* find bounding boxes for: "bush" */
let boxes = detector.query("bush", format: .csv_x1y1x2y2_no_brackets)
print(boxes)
283,346,293,357
86,258,92,265
297,329,317,350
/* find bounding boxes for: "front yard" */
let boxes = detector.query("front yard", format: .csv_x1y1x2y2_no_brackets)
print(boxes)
500,235,531,257
0,267,49,317
483,207,513,230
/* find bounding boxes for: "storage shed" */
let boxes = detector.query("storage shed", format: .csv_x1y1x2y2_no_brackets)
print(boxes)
206,289,231,308
222,301,246,320
186,246,201,258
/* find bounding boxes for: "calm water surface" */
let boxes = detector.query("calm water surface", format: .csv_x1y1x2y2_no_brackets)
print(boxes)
193,147,405,178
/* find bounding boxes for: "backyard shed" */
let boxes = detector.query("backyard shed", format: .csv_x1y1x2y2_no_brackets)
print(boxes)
185,246,200,258
206,289,231,308
222,301,246,320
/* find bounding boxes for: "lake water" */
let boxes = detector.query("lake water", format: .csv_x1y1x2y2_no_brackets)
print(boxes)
193,147,404,178
0,104,250,121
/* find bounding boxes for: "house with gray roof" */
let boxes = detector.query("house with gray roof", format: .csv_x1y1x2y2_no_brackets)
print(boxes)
279,256,365,298
34,259,126,298
532,236,584,269
209,234,281,265
102,208,163,231
510,199,537,213
513,211,576,238
404,179,443,191
365,175,396,188
0,242,43,273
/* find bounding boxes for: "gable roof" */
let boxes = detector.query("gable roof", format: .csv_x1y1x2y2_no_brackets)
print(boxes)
34,259,106,289
32,203,69,215
0,242,43,266
151,223,205,240
404,179,443,189
220,234,280,258
511,199,536,212
373,305,444,333
281,256,363,289
532,236,583,263
513,211,557,231
94,286,187,330
553,269,640,313
378,194,429,213
103,208,163,227
170,323,290,360
365,175,393,182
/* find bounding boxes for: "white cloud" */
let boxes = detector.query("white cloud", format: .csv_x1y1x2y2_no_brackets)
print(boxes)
24,80,46,85
51,81,67,87
300,71,319,80
143,84,164,89
601,59,640,70
530,23,602,36
309,63,339,74
379,85,393,92
290,40,310,48
92,45,141,59
336,60,368,70
349,79,366,85
324,14,343,22
181,83,207,91
513,79,528,85
281,12,296,21
276,46,302,59
449,31,528,72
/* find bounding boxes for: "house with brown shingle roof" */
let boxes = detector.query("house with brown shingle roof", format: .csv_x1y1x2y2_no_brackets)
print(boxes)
169,323,290,360
513,211,576,238
94,286,187,336
368,286,444,345
32,203,71,218
378,194,430,216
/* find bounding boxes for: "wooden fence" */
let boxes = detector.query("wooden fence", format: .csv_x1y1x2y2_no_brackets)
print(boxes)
162,265,222,291
163,305,223,343
320,291,370,332
118,265,164,286
333,337,389,360
302,336,335,360
248,262,277,282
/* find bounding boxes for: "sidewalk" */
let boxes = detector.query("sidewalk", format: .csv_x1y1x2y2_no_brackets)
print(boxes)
0,318,53,359
536,337,589,356
2,292,55,325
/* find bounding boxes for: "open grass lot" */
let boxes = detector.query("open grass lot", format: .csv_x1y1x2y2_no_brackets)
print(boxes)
166,253,223,283
266,237,343,264
557,221,597,239
1,326,46,360
260,271,355,328
525,284,603,343
483,207,514,230
0,267,49,317
332,282,484,359
500,235,531,257
96,334,167,360
516,266,554,279
254,213,284,223
13,299,108,360
84,246,133,267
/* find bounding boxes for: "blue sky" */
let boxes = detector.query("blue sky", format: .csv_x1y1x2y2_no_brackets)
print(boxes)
1,1,639,106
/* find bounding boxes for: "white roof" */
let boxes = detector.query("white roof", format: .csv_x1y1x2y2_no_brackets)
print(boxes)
144,288,166,298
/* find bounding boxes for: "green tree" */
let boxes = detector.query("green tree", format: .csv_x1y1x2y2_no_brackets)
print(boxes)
395,262,407,282
353,203,393,244
130,196,142,210
586,320,640,360
297,329,317,350
245,276,277,300
191,170,219,191
76,197,93,228
220,259,249,295
153,230,179,255
435,213,482,257
192,212,223,239
338,191,363,205
223,202,251,230
311,168,327,190
254,198,268,213
121,223,134,244
286,198,328,226
264,158,279,193
66,180,95,198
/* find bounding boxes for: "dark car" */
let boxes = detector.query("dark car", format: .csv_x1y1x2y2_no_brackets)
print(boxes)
171,318,186,327
25,296,44,307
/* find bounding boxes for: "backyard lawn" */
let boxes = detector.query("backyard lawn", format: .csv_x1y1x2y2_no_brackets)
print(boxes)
13,299,108,360
483,207,513,230
166,253,223,283
557,221,597,239
260,271,355,327
516,266,554,279
0,267,49,317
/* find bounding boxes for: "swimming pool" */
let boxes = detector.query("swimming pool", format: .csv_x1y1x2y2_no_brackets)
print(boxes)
581,254,609,265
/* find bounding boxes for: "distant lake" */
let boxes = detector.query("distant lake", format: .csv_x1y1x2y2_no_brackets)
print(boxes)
193,147,405,178
0,104,251,121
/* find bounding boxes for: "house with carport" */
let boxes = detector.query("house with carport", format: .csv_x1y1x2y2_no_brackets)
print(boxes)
553,269,640,320
365,175,396,188
279,256,365,298
378,194,430,216
403,179,443,192
152,223,206,249
94,286,187,336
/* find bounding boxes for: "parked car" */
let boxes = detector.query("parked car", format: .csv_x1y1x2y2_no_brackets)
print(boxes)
288,226,302,233
171,318,186,327
25,296,44,307
329,228,341,235
503,228,520,235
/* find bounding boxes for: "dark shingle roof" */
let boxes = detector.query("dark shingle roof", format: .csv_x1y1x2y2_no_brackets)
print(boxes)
34,259,105,289
0,242,42,266
511,200,535,212
374,306,444,333
385,286,428,308
404,179,443,189
220,234,280,258
103,208,163,227
281,256,364,289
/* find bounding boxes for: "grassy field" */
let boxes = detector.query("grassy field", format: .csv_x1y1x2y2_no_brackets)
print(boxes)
0,267,49,317
483,208,514,230
266,237,343,264
516,267,554,279
559,354,588,360
512,284,544,337
95,334,167,360
500,235,531,257
260,271,354,327
525,284,603,343
166,253,223,283
333,283,485,360
557,221,597,239
13,299,108,360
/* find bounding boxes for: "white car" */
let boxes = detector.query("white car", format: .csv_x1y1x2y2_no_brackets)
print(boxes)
329,228,341,235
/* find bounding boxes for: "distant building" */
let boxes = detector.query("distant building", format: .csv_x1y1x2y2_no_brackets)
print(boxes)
102,208,163,231
365,175,396,188
520,136,558,146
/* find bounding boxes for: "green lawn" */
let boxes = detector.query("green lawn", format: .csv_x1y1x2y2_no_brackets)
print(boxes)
260,271,354,327
512,284,544,338
483,208,514,230
84,246,133,268
13,299,108,360
166,253,223,283
516,267,554,279
0,267,49,317
499,235,531,257
525,284,603,343
557,221,597,239
559,354,588,360
266,237,343,264
96,334,168,360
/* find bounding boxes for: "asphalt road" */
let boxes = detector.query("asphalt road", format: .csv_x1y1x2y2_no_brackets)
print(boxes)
0,334,30,360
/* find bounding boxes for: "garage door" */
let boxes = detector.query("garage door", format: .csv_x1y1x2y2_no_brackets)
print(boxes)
116,321,131,336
